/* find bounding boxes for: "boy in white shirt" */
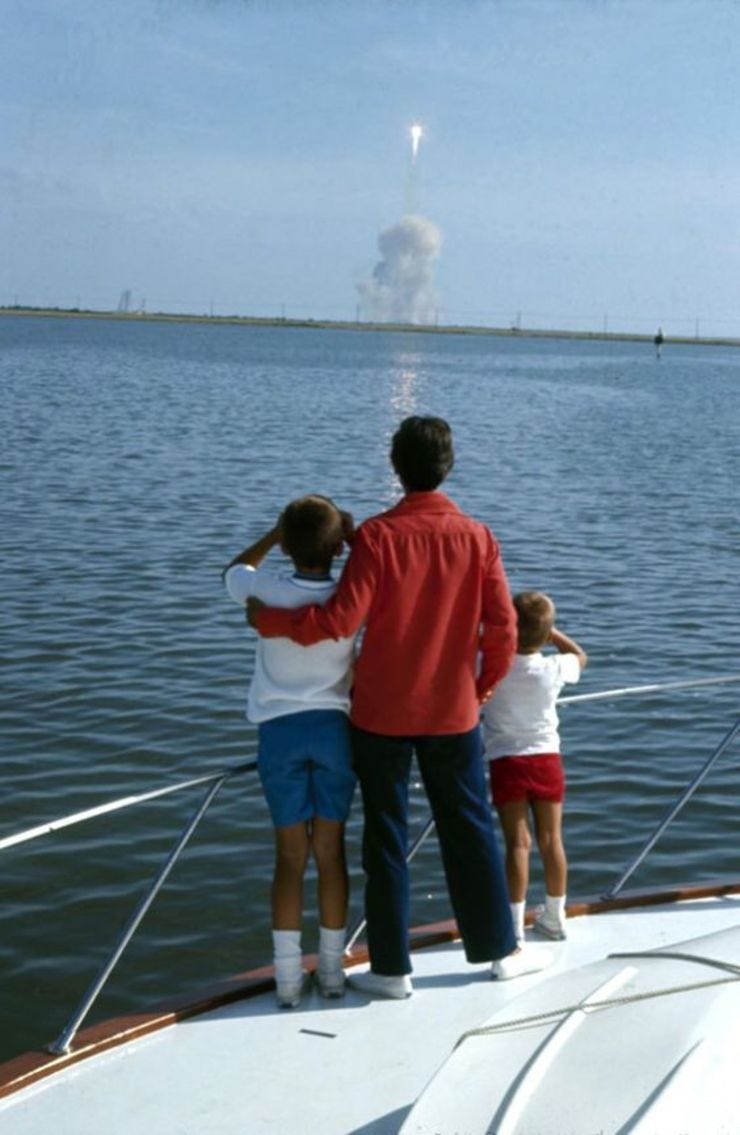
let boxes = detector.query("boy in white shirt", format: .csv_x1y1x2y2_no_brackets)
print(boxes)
223,496,356,1007
482,591,587,943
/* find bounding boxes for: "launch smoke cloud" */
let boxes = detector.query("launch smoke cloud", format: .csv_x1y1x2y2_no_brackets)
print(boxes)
358,213,442,325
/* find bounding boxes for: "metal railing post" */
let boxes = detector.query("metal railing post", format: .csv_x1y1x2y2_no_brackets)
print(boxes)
602,715,740,900
557,674,740,708
345,814,437,954
0,760,257,853
48,774,228,1054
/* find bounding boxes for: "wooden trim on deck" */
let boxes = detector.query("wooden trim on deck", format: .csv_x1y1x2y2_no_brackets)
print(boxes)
565,878,740,918
0,964,272,1102
2,878,739,1100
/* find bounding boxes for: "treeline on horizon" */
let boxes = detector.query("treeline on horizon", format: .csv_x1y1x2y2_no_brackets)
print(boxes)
2,304,738,348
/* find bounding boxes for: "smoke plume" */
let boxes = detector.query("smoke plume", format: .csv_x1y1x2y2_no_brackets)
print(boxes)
358,214,442,324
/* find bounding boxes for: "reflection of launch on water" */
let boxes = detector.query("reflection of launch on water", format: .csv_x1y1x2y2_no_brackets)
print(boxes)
391,353,421,419
384,351,422,503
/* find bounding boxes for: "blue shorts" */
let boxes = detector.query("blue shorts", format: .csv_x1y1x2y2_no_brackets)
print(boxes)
257,709,356,828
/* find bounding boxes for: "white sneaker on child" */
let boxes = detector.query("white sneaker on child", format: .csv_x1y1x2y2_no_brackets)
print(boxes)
276,971,309,1008
532,910,567,940
315,966,346,998
491,946,553,981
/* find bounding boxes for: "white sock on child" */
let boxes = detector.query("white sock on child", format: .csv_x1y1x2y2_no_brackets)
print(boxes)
317,925,346,997
509,901,526,944
272,929,304,1006
533,894,567,940
545,894,566,922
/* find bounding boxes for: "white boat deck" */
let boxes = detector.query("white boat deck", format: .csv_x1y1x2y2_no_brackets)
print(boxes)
2,894,740,1134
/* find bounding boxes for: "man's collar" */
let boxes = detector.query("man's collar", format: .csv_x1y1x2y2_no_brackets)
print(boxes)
391,490,461,514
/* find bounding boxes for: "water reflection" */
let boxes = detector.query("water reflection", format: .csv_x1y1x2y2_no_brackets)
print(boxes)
383,350,423,505
390,351,422,419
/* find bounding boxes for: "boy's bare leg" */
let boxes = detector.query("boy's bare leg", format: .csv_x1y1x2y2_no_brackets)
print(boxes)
531,800,567,896
311,817,349,997
272,822,311,929
496,801,531,903
311,817,348,930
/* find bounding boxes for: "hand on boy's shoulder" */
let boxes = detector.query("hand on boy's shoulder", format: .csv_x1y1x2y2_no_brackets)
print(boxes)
340,510,356,546
246,596,265,627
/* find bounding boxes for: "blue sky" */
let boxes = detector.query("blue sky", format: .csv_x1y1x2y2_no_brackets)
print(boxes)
3,0,740,335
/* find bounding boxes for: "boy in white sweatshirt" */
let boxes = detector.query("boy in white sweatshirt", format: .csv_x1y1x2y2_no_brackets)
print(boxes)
224,496,356,1006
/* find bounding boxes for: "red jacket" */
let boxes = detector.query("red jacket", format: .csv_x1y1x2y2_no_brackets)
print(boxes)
257,491,517,735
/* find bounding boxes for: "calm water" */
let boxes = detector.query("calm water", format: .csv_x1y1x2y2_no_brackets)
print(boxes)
1,314,739,1061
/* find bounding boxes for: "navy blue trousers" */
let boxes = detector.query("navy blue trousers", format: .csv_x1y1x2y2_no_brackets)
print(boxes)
351,724,516,975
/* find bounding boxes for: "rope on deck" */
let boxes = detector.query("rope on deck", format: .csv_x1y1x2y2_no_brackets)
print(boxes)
455,966,740,1048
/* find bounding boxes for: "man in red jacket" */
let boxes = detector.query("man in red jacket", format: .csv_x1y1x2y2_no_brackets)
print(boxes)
249,416,551,995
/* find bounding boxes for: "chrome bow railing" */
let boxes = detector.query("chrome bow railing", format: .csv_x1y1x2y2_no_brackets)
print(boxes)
2,673,739,1054
1,759,258,1055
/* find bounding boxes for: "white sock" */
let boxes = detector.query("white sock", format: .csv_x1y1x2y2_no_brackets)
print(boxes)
272,929,302,986
319,926,346,970
545,894,566,921
510,901,526,942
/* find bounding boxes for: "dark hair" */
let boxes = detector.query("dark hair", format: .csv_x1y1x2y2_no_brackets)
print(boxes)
514,591,555,652
390,415,454,491
279,495,342,571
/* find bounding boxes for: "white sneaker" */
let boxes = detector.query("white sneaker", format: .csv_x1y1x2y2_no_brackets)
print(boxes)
315,966,346,999
348,971,413,999
276,971,309,1008
532,911,567,941
491,946,553,981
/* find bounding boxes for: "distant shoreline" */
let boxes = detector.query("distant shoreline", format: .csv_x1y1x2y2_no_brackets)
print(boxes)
2,306,739,348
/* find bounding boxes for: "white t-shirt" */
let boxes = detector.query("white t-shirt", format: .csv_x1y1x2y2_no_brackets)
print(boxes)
482,651,581,760
224,564,355,724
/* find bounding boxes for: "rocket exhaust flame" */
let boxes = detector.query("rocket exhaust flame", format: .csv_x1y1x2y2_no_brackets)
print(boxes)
410,123,423,161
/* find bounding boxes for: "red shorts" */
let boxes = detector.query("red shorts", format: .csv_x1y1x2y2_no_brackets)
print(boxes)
489,753,565,807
